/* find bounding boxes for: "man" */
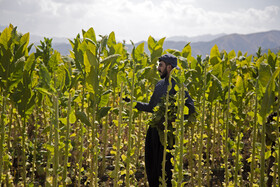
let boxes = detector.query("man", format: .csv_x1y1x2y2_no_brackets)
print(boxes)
135,54,195,186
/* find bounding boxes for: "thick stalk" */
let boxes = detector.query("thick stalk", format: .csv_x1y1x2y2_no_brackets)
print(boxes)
234,122,241,186
112,88,116,146
190,124,195,186
212,103,217,168
6,102,13,186
90,99,97,186
100,109,109,177
225,70,231,186
21,114,27,187
32,105,39,183
198,61,207,187
114,83,123,187
206,102,212,187
162,80,170,187
273,77,280,187
53,94,59,187
178,84,185,185
234,98,243,186
250,82,258,186
260,116,266,186
78,85,85,187
277,86,280,187
45,98,53,186
0,95,7,184
135,113,142,165
63,92,72,186
174,89,181,182
126,61,135,186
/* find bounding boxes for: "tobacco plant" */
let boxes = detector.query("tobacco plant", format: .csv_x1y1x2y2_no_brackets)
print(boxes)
1,24,280,186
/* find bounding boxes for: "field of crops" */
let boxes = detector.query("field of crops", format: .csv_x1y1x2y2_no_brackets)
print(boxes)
0,24,280,186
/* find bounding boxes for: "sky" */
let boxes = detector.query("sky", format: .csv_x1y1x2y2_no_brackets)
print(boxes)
0,0,280,43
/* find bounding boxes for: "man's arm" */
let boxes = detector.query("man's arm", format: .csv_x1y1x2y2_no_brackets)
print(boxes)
135,82,162,113
185,90,196,117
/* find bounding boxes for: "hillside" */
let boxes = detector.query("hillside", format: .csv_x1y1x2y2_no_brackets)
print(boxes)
126,30,280,57
50,30,280,57
2,26,279,57
168,31,280,57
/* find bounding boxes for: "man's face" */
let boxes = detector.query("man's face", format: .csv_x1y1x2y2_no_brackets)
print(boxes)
157,61,168,79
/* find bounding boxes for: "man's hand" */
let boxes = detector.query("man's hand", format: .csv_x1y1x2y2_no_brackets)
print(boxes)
123,96,131,102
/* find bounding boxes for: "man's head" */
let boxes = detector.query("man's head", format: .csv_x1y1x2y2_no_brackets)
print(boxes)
157,54,178,79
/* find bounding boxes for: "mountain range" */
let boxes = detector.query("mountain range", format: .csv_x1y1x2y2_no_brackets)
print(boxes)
126,30,280,57
1,25,279,57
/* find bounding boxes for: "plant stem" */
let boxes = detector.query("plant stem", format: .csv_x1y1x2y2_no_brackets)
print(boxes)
174,89,180,182
114,83,123,187
212,102,217,168
234,124,241,186
250,82,258,186
90,98,98,186
162,81,170,187
22,114,27,187
100,109,109,177
260,116,266,186
206,102,212,187
63,92,72,186
6,101,13,186
45,97,53,186
53,94,59,187
0,95,7,184
198,60,207,187
126,61,135,186
78,86,85,187
277,86,280,187
178,83,185,185
225,69,231,186
32,105,39,183
190,124,195,186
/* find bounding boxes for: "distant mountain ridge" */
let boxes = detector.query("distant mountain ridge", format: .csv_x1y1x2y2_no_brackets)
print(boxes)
166,33,226,42
55,30,280,57
128,30,280,57
1,25,279,57
23,30,280,57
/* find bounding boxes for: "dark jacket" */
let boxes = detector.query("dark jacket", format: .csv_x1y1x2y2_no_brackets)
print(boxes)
135,77,195,115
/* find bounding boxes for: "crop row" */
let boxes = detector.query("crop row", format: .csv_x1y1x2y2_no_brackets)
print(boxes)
0,24,280,186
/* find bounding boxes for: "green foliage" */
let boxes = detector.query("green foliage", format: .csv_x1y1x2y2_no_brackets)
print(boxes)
1,24,280,186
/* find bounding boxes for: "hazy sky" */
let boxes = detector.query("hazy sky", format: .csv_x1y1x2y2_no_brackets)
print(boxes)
0,0,280,42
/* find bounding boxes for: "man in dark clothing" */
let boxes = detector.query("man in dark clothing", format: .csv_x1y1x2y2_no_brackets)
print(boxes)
135,54,195,186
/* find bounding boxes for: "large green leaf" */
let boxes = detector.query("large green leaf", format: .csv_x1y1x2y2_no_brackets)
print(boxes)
260,68,280,118
259,62,272,88
39,63,55,93
0,26,12,50
107,32,116,48
97,106,111,121
75,111,91,127
101,54,120,72
235,75,244,95
181,43,191,58
14,32,29,59
133,43,145,62
8,57,25,91
24,53,35,72
48,51,60,72
208,74,222,102
210,45,221,66
83,27,97,44
268,52,277,71
147,36,156,53
99,90,112,107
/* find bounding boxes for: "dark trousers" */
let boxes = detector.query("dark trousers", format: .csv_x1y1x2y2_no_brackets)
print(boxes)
145,127,173,187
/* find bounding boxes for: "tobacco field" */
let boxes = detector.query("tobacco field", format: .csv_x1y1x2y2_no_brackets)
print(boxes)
0,24,280,186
